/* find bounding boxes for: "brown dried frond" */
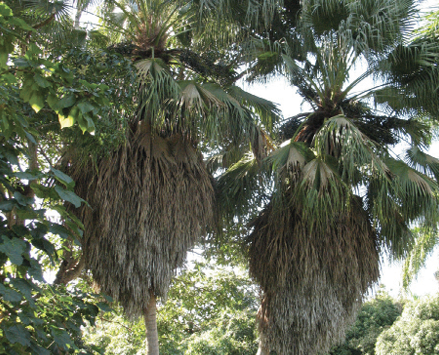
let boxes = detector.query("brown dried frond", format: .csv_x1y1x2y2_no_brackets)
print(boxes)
248,196,380,355
65,120,215,319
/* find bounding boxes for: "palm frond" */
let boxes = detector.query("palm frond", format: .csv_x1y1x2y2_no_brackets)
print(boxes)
386,157,439,222
314,115,388,185
402,227,439,289
406,146,439,181
248,193,379,355
65,123,216,319
366,156,439,259
227,86,280,133
266,140,313,172
216,152,270,221
135,58,181,124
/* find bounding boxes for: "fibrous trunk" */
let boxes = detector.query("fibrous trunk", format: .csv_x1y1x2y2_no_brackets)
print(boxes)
65,120,215,319
249,196,380,355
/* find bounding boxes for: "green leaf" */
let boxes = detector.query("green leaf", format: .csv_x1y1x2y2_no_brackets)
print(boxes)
97,302,112,313
48,224,70,239
50,167,74,188
34,74,51,88
3,73,16,84
54,185,83,208
13,191,34,206
9,17,34,32
58,114,75,129
77,101,95,114
84,114,96,133
29,343,51,355
19,82,33,102
47,93,59,109
0,3,13,16
0,51,8,69
13,172,39,180
5,324,31,347
54,93,76,110
51,328,71,350
16,208,39,220
0,199,16,211
29,92,45,113
101,294,114,303
28,258,44,282
10,278,34,306
0,236,26,265
0,284,22,303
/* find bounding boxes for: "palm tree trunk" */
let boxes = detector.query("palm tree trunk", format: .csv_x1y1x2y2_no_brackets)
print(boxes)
144,294,159,355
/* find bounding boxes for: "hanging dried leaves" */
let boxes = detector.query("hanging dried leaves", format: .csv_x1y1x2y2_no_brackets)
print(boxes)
248,195,380,355
65,121,215,319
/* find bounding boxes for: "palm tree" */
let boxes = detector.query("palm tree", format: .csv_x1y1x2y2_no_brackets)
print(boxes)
218,1,439,354
62,0,279,353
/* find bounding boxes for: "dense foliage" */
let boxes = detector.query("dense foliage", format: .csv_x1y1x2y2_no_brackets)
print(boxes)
0,2,116,353
329,291,402,355
376,294,439,355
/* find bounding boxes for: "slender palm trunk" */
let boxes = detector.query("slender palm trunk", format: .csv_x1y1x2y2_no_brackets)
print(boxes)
144,294,159,355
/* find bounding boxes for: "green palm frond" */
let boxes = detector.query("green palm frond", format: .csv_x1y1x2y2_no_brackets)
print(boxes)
402,227,438,289
205,143,250,172
216,152,270,220
314,115,388,184
135,58,181,123
266,140,313,173
227,86,280,132
377,36,439,116
301,0,350,35
386,158,439,221
366,176,413,258
406,146,439,181
293,156,351,229
301,0,416,53
196,0,288,30
366,157,439,258
6,0,72,41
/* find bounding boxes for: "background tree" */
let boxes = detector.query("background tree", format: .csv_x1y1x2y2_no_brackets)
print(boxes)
84,262,259,355
328,290,403,355
376,294,439,355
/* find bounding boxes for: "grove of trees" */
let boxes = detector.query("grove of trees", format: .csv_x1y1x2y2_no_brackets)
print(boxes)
1,0,439,354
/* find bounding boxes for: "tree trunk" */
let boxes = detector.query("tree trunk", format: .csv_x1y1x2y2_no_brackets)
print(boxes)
256,342,269,355
144,294,159,355
53,252,85,285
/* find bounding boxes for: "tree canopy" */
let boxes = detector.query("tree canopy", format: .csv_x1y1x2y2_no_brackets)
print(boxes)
376,294,439,355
